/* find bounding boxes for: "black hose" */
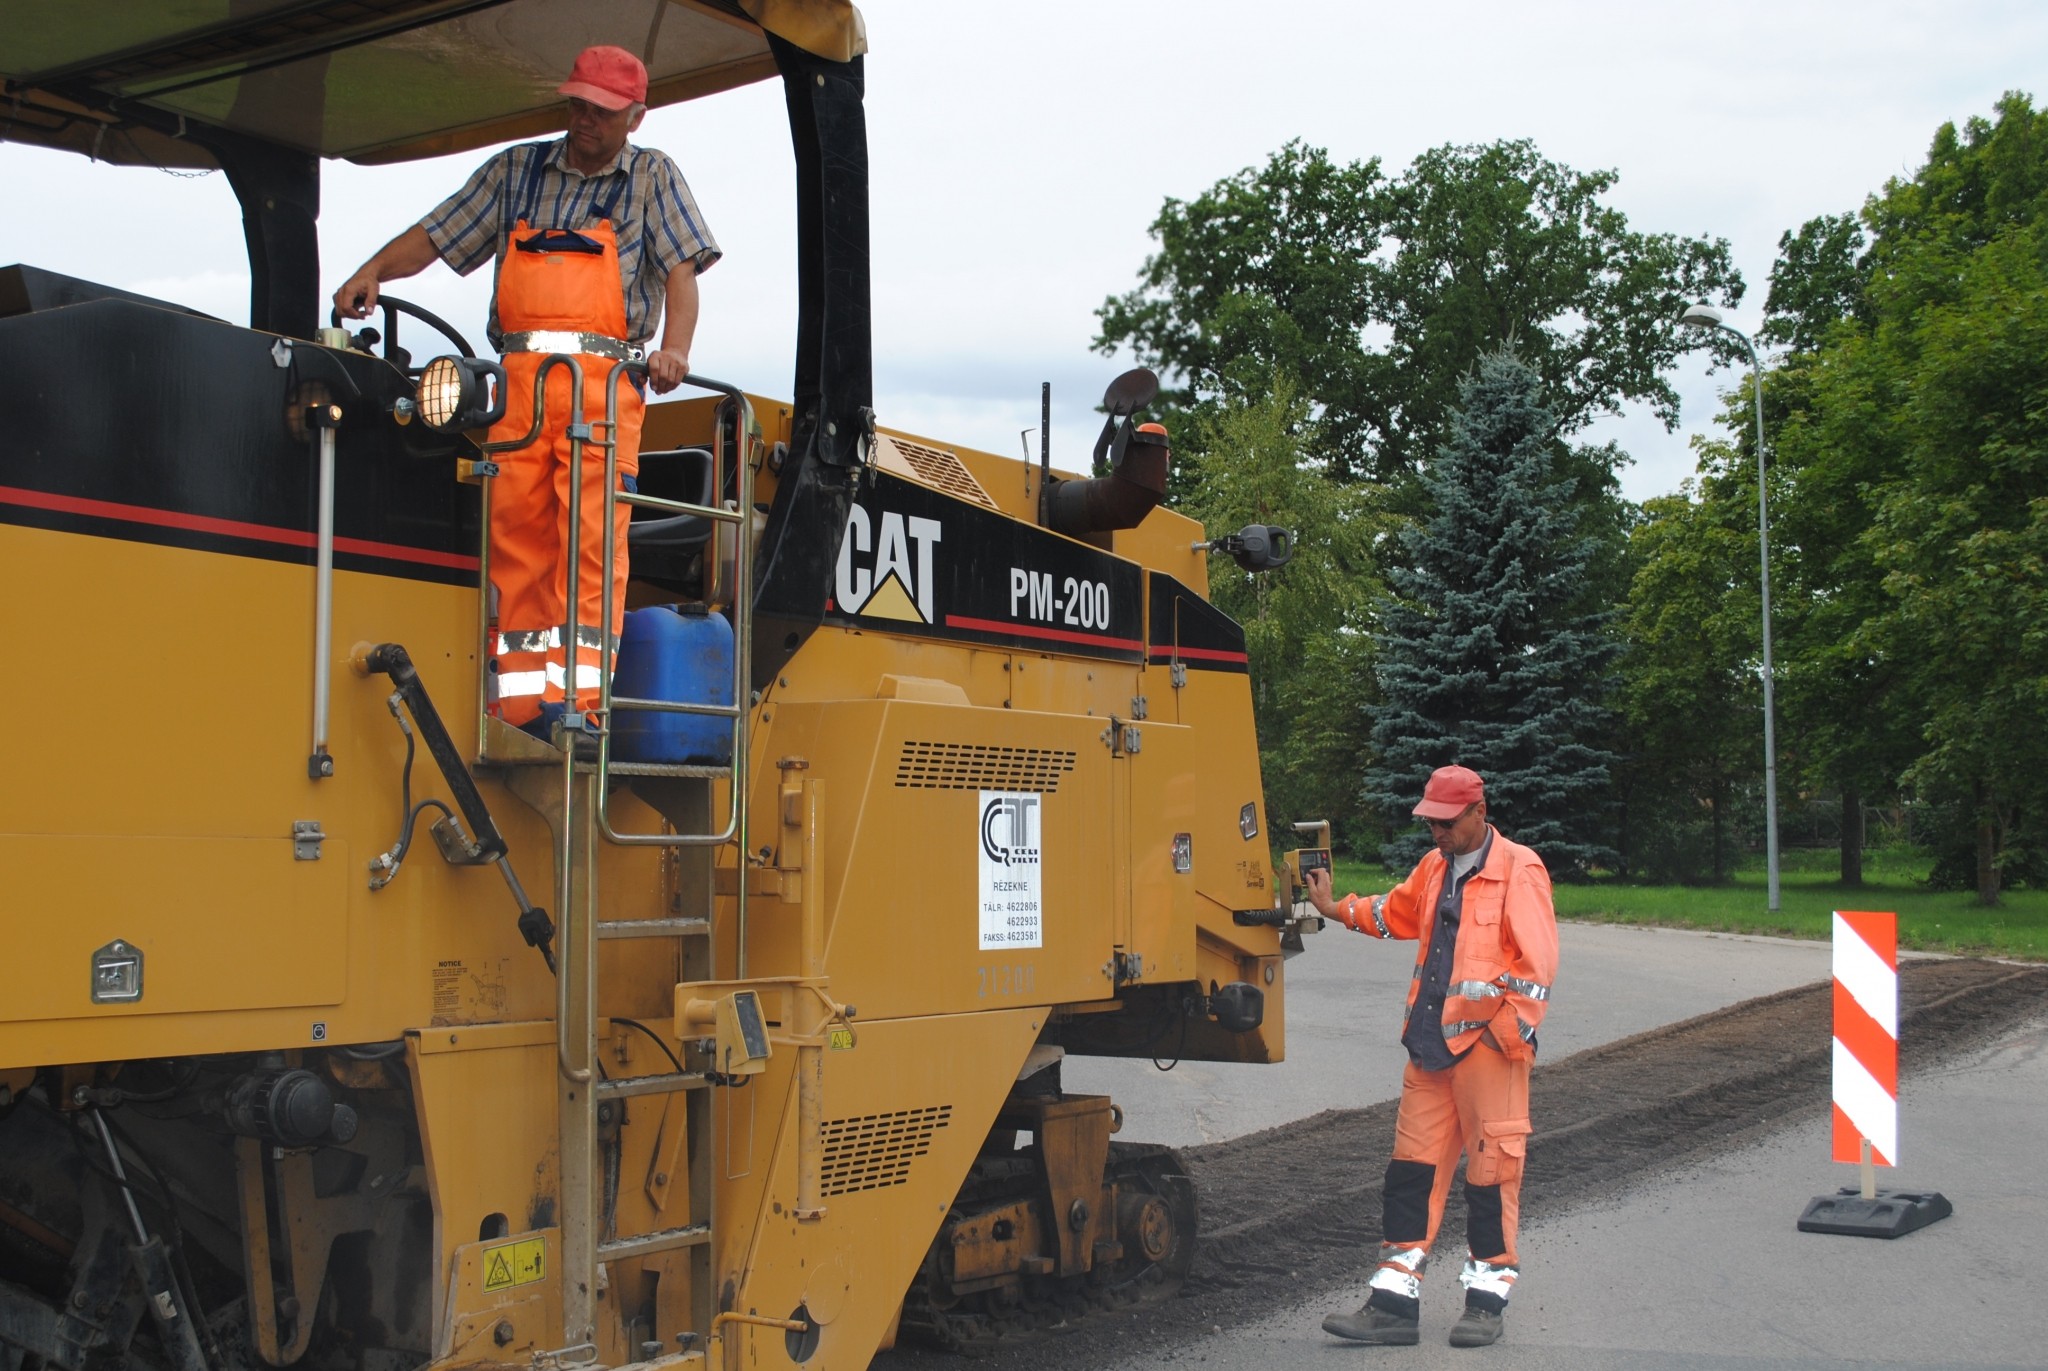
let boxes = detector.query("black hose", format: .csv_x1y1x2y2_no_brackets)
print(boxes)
373,689,456,886
612,1017,687,1074
362,644,508,861
341,1041,408,1061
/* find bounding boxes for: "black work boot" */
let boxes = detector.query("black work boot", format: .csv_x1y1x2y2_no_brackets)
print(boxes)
1322,1303,1421,1345
1448,1304,1505,1347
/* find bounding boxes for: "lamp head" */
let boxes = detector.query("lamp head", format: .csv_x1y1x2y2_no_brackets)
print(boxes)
1679,303,1726,329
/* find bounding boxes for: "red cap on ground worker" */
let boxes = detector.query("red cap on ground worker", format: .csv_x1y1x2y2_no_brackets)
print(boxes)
1412,765,1484,820
558,45,648,111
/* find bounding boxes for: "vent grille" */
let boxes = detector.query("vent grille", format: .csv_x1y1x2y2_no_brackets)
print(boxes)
820,1106,953,1196
896,742,1077,792
875,434,997,508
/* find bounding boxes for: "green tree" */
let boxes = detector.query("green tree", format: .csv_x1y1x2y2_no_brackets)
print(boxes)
1760,91,2048,904
1363,350,1620,875
1760,212,1869,354
1096,143,1386,481
1184,378,1390,851
1616,467,1765,883
1096,139,1743,487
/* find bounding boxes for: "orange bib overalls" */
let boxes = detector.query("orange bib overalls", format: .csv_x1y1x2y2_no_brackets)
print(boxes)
486,160,644,729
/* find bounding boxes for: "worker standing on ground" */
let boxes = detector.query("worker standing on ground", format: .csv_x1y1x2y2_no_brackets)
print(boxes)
1305,765,1558,1349
334,44,720,738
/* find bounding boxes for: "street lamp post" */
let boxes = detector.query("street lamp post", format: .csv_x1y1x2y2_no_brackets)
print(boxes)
1680,303,1780,913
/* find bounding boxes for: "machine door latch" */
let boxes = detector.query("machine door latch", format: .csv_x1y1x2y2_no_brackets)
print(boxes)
1099,718,1142,757
292,820,326,861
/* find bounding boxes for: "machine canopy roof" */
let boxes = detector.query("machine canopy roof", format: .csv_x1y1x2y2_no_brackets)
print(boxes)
0,0,864,170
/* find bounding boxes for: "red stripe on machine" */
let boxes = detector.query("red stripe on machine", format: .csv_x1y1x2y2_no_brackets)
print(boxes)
0,484,480,571
1148,645,1250,665
944,613,1143,653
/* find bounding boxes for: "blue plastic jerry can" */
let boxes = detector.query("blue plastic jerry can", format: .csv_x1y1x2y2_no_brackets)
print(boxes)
610,603,735,765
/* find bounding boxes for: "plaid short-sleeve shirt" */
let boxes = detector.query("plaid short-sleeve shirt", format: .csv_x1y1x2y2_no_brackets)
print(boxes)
421,137,720,348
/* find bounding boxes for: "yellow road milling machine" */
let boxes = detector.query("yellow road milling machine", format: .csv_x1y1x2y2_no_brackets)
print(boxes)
0,5,1311,1370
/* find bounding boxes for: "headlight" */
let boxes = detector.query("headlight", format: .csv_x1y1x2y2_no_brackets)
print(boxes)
417,356,474,430
414,356,506,432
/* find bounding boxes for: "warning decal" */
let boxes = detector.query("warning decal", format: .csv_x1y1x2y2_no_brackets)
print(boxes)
482,1236,546,1292
978,790,1043,950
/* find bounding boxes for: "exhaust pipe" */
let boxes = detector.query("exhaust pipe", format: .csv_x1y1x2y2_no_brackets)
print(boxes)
1043,422,1170,537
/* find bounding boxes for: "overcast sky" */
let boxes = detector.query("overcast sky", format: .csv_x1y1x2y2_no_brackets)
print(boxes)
5,1,2045,501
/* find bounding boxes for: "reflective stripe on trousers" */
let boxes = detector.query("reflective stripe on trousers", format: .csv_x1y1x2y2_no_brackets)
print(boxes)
493,624,616,711
1460,1257,1519,1299
1366,1244,1427,1301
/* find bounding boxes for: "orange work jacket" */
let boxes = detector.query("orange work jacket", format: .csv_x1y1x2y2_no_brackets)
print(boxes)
1347,827,1559,1056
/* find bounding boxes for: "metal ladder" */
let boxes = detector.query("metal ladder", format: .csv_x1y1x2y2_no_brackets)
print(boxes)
471,357,758,1362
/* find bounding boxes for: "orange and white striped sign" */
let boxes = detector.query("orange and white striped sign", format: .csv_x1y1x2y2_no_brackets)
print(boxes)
1831,910,1897,1166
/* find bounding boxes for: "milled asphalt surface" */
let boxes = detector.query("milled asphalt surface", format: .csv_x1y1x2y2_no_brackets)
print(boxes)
1063,922,2042,1370
1067,921,1838,1148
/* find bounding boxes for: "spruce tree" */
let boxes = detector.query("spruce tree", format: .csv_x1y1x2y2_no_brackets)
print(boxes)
1364,349,1619,874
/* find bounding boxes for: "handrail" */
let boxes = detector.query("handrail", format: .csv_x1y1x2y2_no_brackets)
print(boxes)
595,368,755,857
458,355,760,1358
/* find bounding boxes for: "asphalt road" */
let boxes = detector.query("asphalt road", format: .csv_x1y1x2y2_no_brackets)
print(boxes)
1061,922,2042,1371
1149,1012,2045,1370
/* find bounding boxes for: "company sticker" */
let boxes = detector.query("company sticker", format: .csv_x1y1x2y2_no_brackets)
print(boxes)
978,791,1043,950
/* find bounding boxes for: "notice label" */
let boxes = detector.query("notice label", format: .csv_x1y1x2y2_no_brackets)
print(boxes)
978,791,1043,950
482,1236,546,1292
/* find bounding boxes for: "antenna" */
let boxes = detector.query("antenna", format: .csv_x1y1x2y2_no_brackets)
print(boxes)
1039,381,1051,518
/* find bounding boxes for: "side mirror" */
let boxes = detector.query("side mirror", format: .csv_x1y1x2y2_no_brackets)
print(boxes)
1091,367,1162,475
1195,524,1294,573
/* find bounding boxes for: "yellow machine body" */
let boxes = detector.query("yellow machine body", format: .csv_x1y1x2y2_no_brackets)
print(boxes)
0,380,1291,1369
0,7,1302,1369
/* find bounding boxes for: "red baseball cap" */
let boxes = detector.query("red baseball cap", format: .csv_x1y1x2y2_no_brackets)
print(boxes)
1412,765,1484,820
559,45,648,111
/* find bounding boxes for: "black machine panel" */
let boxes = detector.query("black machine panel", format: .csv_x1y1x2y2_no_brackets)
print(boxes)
822,469,1145,662
1147,572,1249,674
0,286,479,586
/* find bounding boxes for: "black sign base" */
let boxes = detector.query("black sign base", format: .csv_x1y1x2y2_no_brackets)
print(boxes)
1797,1188,1952,1238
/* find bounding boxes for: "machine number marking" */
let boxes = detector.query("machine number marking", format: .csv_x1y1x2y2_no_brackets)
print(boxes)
482,1236,546,1292
1010,568,1112,630
828,1028,855,1051
977,964,1037,999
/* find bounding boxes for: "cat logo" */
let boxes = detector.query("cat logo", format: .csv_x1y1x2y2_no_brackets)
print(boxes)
833,506,943,624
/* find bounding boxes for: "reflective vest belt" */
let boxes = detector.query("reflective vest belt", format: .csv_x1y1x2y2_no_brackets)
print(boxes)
501,330,642,361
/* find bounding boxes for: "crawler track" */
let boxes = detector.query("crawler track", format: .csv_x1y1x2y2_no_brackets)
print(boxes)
875,958,2048,1371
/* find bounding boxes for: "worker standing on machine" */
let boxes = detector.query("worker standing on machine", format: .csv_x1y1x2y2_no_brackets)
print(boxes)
334,44,720,739
1303,766,1558,1349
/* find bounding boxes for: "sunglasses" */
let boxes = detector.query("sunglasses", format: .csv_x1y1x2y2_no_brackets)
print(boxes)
1423,807,1475,830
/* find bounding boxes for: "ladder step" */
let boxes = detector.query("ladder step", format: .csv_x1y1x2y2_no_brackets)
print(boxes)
608,761,731,779
596,1071,709,1101
598,1223,711,1262
598,917,710,939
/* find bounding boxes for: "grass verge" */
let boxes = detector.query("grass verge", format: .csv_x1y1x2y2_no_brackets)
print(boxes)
1324,846,2047,960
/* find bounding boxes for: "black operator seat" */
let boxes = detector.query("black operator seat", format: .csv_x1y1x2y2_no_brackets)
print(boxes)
627,446,716,587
